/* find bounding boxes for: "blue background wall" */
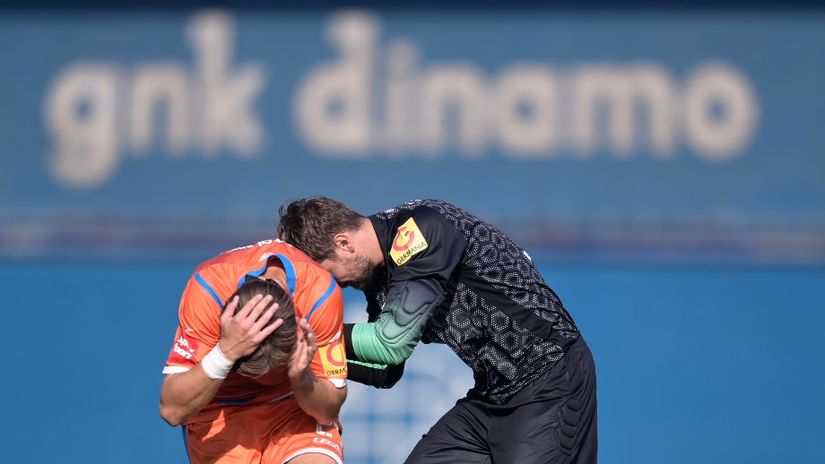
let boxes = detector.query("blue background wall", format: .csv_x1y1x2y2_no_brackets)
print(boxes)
1,4,824,463
2,261,823,463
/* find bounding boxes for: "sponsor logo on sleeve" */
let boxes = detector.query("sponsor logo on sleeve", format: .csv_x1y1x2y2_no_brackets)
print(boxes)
389,217,428,266
312,437,342,454
169,332,200,365
319,333,347,377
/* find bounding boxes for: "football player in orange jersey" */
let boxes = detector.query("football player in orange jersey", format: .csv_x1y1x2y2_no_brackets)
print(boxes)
160,239,348,464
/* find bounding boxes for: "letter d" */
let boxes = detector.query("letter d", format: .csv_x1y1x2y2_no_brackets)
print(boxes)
294,12,377,156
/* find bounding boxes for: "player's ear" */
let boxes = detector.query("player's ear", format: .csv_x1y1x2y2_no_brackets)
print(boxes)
332,232,355,254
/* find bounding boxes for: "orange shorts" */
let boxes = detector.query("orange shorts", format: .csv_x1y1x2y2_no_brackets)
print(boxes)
182,397,343,464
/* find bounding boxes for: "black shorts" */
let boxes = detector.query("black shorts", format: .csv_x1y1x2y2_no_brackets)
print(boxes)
405,337,597,464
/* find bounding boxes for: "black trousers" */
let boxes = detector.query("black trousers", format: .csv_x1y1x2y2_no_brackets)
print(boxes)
405,337,597,464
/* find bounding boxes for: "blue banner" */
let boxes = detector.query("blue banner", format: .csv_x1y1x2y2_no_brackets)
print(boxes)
1,10,824,260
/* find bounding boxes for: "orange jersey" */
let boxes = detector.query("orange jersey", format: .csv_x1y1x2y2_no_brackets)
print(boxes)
182,400,343,464
163,239,347,425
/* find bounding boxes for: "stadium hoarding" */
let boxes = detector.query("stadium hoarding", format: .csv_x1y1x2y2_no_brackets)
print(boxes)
1,9,823,262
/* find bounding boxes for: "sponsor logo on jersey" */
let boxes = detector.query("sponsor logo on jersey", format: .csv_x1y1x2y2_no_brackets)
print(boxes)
319,334,347,377
389,217,428,266
312,437,342,454
170,332,200,364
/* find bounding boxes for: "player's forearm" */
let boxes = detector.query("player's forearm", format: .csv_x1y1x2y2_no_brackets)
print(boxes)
159,366,223,426
347,322,416,365
347,359,405,389
346,279,446,365
289,370,346,424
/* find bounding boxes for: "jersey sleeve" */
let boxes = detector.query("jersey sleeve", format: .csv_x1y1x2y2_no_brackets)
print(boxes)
162,271,226,374
303,275,347,387
387,205,467,284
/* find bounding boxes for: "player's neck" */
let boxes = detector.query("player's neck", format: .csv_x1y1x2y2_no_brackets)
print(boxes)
360,218,385,266
261,265,288,291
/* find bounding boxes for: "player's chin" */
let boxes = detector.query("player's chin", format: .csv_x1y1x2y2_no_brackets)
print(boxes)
332,277,352,288
339,278,369,291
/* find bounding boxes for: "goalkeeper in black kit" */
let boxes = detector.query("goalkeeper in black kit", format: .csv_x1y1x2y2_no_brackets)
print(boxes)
278,198,597,463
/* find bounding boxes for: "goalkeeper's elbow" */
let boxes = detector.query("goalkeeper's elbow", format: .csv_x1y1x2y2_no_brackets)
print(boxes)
380,362,405,389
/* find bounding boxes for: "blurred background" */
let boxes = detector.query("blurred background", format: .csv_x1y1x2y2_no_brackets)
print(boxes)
1,0,824,462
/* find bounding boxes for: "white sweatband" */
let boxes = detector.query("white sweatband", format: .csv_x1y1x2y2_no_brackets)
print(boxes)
201,344,234,380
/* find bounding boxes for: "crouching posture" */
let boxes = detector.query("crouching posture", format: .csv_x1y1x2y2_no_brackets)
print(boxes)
160,240,348,464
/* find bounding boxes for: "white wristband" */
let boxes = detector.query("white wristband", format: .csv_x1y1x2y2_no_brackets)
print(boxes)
201,344,234,380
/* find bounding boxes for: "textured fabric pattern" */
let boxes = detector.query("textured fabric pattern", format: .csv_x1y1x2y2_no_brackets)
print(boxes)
373,200,580,404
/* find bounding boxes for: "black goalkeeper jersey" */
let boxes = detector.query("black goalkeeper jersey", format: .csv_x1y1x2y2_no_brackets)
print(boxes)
367,200,580,404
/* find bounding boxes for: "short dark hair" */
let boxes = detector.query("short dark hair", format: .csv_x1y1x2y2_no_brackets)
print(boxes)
277,197,364,262
223,278,297,378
